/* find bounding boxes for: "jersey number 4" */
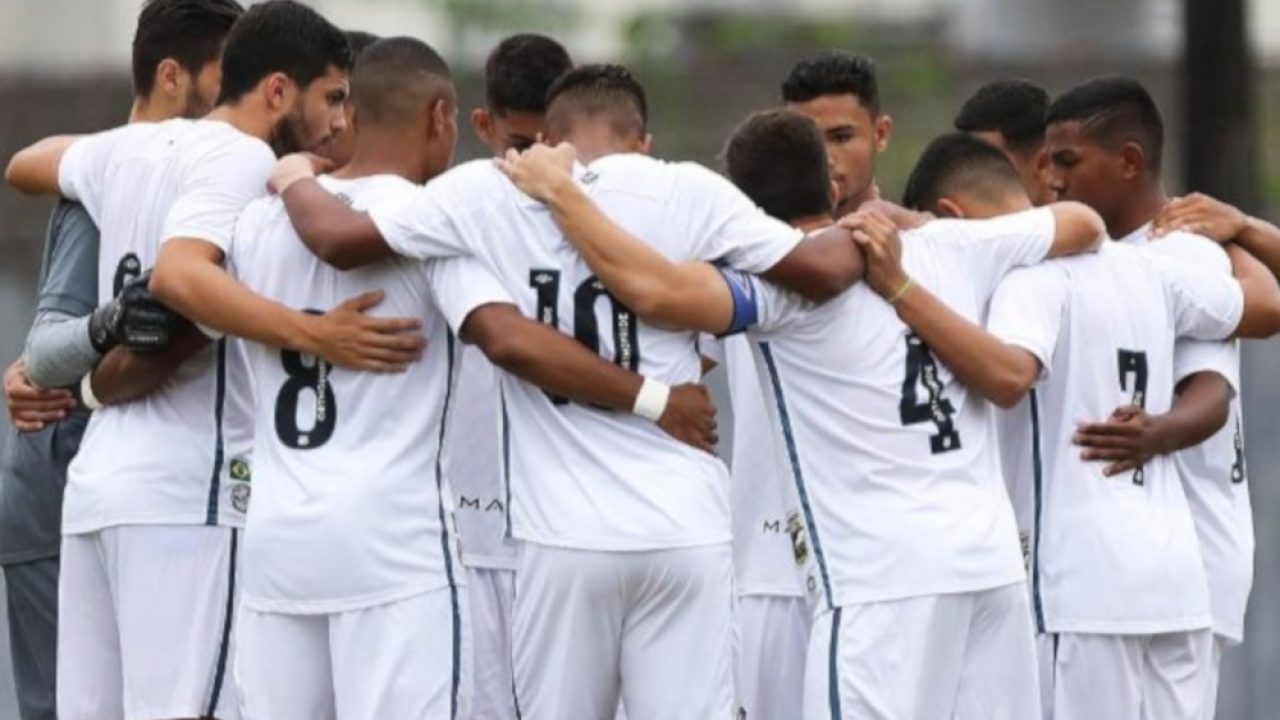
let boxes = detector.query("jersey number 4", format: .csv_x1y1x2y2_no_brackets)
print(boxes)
274,310,337,450
529,269,640,405
900,332,962,454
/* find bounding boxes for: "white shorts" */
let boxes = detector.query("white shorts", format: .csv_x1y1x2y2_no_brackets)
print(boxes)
1045,630,1215,720
1200,635,1226,720
468,566,516,720
57,525,241,720
736,594,810,720
236,585,471,720
805,582,1039,720
513,542,734,720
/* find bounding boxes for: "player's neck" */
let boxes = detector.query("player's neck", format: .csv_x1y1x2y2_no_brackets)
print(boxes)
835,184,877,219
563,127,637,165
333,141,429,184
794,214,834,234
1109,183,1167,239
129,96,177,124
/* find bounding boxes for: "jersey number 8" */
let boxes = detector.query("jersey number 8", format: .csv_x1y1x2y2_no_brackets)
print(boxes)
274,309,337,449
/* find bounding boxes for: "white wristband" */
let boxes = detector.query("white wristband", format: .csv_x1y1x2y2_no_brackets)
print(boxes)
632,377,670,422
80,372,103,411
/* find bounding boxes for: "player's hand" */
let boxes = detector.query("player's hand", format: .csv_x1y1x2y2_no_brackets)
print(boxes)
842,208,906,298
118,270,188,353
1152,193,1248,243
1073,404,1164,476
269,153,333,195
657,382,719,454
4,358,75,432
304,291,425,372
495,142,576,202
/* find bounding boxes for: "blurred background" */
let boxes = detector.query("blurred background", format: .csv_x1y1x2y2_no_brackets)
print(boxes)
1,0,1278,717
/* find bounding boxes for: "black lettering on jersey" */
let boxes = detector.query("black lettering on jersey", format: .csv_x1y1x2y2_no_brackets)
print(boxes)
1231,416,1246,484
1117,349,1149,485
762,519,783,534
528,269,569,405
899,332,962,453
459,496,482,510
274,309,337,450
113,253,142,296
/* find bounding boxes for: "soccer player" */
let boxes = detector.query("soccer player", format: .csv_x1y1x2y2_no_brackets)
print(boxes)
782,51,892,217
0,2,243,719
2,2,414,718
496,115,1107,719
268,63,867,720
456,32,572,720
953,79,1056,205
318,30,380,169
1043,77,1280,718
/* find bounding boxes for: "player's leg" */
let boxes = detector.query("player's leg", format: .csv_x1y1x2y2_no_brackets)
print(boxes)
56,532,124,720
1050,633,1143,720
512,543,625,720
801,594,969,720
5,557,59,720
330,585,472,720
618,543,734,720
1142,629,1215,720
1198,635,1227,720
1035,632,1057,720
110,525,240,720
468,566,516,719
952,582,1040,720
234,608,334,720
736,593,810,720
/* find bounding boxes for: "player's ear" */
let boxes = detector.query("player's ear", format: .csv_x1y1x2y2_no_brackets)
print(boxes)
263,72,293,113
874,113,893,152
470,107,493,144
935,197,966,219
155,58,183,99
635,133,653,155
1119,141,1146,182
829,179,840,208
430,98,449,137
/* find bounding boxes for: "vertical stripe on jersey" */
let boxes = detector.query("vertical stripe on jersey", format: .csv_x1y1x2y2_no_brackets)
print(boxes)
501,388,513,538
205,338,227,526
828,607,843,720
435,332,463,719
1030,390,1047,633
759,341,835,611
204,528,237,717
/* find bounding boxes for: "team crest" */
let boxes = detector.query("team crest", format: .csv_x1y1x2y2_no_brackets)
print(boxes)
229,457,252,512
786,510,809,566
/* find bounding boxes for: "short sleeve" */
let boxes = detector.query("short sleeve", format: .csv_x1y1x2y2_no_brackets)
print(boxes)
699,334,724,365
675,164,803,272
987,263,1068,377
57,126,140,222
427,257,516,334
1153,252,1243,342
36,201,100,317
929,207,1056,303
161,137,275,254
1173,339,1240,395
368,164,491,262
714,269,810,336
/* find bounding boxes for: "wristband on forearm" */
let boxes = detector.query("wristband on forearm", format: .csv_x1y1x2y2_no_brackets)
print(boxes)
632,377,670,421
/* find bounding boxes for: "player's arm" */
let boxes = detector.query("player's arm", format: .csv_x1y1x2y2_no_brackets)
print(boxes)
84,324,211,407
1227,244,1280,338
1154,192,1280,282
498,143,863,306
151,239,424,371
4,135,78,195
851,210,1039,408
1043,201,1107,257
272,156,393,270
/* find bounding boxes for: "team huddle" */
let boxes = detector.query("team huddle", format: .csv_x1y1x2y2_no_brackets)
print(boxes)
2,1,1278,719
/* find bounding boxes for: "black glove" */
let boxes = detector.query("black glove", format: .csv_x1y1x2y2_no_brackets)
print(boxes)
87,270,186,354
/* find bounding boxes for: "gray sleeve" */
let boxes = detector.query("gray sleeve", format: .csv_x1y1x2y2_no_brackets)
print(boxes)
22,201,103,389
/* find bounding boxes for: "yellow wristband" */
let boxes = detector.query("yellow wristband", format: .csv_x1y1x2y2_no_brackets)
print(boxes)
887,277,914,304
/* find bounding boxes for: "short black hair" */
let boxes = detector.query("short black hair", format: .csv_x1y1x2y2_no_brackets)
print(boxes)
725,110,832,223
546,63,647,139
781,51,880,112
902,132,1025,212
132,0,244,98
217,0,352,105
1046,76,1165,173
485,34,572,115
352,37,452,128
953,80,1049,154
344,30,381,61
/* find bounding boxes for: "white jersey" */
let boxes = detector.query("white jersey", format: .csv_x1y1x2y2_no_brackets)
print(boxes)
733,207,1057,611
369,154,803,551
702,336,804,598
227,174,511,613
1120,226,1253,643
58,118,274,533
447,347,518,570
987,240,1243,635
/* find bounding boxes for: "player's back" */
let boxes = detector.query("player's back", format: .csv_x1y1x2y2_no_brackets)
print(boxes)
741,209,1058,610
990,240,1242,634
60,118,275,532
372,154,802,551
229,174,465,612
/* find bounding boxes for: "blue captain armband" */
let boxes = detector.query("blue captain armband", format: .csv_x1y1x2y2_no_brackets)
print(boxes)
716,267,760,337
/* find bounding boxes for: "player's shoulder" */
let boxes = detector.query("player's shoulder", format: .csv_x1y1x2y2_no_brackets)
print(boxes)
317,173,416,211
183,119,274,165
590,153,724,199
1142,229,1231,273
